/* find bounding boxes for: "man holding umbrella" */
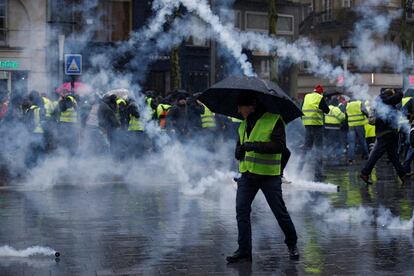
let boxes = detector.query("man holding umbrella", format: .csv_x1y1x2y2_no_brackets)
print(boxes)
228,93,298,262
198,76,302,263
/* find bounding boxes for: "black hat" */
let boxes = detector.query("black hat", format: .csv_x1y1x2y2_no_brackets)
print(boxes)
237,93,257,106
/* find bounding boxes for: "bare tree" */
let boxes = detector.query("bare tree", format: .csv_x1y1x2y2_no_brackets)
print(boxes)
269,0,279,82
170,8,182,91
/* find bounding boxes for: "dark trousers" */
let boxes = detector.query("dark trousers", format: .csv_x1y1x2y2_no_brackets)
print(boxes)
236,175,297,254
403,146,414,173
361,132,406,177
324,128,343,158
303,126,323,177
348,126,368,160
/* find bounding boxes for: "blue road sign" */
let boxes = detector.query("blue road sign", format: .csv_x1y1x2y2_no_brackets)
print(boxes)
65,54,82,75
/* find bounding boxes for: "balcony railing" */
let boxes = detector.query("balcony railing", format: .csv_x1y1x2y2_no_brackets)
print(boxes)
299,8,357,34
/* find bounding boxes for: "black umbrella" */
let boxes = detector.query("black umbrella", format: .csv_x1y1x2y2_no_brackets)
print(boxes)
323,89,342,98
198,76,302,124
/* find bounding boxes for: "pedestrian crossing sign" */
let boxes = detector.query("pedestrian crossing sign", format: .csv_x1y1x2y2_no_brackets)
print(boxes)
65,54,82,75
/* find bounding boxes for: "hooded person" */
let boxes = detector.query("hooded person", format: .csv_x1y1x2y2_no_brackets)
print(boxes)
300,84,330,180
125,98,150,158
168,90,203,139
79,93,110,156
346,96,369,164
55,94,80,156
360,88,410,185
324,97,346,161
98,94,121,158
226,92,299,263
23,91,47,167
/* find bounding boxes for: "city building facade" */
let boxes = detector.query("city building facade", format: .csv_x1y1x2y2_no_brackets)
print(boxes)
0,0,49,97
298,0,414,98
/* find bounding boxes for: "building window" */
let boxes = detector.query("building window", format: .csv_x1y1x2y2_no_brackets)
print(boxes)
234,10,241,30
80,0,132,42
186,36,209,47
308,1,314,13
245,12,294,35
322,0,332,22
0,0,6,45
342,0,353,8
245,12,268,32
278,15,294,35
186,17,209,47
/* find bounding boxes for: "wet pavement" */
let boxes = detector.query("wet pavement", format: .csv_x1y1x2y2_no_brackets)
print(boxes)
1,158,414,275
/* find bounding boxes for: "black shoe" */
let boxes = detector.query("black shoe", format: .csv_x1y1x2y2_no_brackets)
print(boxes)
226,250,252,263
288,245,300,260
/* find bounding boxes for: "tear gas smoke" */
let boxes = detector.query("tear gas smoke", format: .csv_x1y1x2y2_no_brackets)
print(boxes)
350,0,408,72
0,246,56,258
2,0,414,262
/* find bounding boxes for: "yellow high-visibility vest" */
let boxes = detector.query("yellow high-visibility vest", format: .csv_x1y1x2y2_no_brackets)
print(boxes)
238,113,282,176
364,100,376,138
156,104,171,129
128,114,144,132
324,105,345,126
201,106,216,129
60,96,77,123
346,101,366,127
402,97,412,107
302,92,324,126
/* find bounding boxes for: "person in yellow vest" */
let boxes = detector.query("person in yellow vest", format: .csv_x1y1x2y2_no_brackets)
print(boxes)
24,94,46,168
111,97,129,161
324,98,346,160
143,90,158,120
346,98,369,164
79,93,110,156
226,93,299,263
41,92,58,153
301,85,330,180
156,102,172,130
200,103,217,131
364,100,376,153
126,98,149,158
56,94,79,155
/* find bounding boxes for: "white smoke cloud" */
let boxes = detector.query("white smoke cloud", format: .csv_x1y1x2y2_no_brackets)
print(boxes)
0,245,56,257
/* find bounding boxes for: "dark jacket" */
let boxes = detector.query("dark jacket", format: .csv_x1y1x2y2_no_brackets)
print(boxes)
372,89,403,137
98,96,120,132
168,101,203,136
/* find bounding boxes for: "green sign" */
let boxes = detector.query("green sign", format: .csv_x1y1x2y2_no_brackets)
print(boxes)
0,61,20,69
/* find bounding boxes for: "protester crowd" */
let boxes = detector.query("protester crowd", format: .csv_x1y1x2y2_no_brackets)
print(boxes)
1,83,414,187
0,88,242,179
300,85,414,184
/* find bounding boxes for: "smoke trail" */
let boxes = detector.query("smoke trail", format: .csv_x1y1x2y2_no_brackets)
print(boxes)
0,246,56,257
310,197,414,230
377,207,414,230
178,0,255,76
350,0,408,72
